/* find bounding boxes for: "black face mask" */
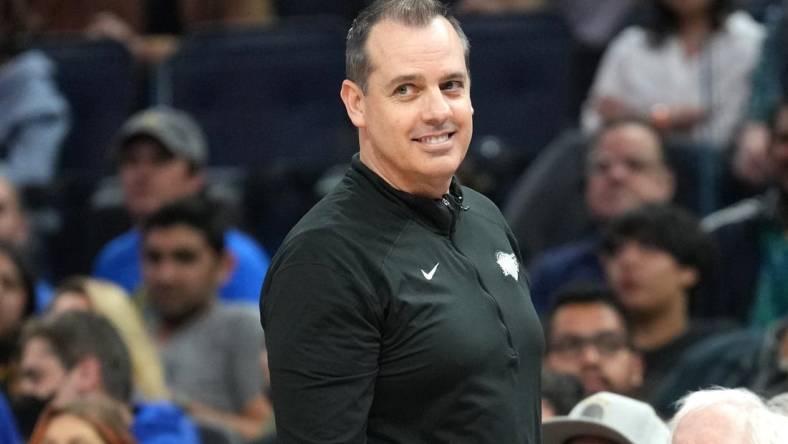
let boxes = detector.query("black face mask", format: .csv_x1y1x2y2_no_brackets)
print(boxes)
11,394,54,439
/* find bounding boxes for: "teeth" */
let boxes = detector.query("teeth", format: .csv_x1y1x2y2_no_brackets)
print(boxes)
420,134,450,144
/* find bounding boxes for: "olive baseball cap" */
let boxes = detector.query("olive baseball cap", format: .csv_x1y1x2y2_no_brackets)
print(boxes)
542,392,670,444
115,106,207,166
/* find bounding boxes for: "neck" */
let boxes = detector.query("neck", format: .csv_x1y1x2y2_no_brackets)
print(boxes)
157,299,213,340
678,15,712,55
631,296,688,351
359,148,451,199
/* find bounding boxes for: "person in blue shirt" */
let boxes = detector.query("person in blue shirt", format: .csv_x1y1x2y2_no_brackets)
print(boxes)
92,106,269,304
15,311,202,444
0,391,22,444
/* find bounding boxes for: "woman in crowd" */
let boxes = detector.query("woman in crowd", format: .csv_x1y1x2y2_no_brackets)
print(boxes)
582,0,764,148
0,242,37,394
27,395,136,444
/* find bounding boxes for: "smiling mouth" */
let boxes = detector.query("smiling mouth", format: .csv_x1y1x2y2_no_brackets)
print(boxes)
414,132,455,145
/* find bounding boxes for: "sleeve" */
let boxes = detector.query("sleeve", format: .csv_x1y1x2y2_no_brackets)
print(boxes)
0,114,68,186
262,261,381,444
580,29,638,132
229,308,265,408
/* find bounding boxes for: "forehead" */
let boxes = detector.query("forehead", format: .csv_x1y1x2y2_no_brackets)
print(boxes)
143,224,210,251
365,16,467,82
23,337,61,366
551,303,626,336
0,179,18,207
592,124,661,159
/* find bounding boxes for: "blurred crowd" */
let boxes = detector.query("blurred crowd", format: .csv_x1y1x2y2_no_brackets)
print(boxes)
1,0,788,442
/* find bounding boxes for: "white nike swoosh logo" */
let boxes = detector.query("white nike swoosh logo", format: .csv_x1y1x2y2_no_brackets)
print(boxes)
421,263,439,280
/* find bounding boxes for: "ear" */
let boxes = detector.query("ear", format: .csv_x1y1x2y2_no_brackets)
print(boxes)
73,357,103,395
188,170,207,194
340,79,366,129
629,353,644,389
678,265,699,290
662,167,677,199
216,250,235,287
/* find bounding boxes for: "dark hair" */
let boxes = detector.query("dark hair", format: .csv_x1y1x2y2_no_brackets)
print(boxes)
0,241,36,320
545,284,633,343
0,0,28,57
541,368,585,416
645,0,732,47
346,0,470,92
141,196,226,255
21,312,133,403
601,204,714,299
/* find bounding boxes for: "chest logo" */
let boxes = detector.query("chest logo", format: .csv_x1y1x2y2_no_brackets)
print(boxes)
496,251,519,281
421,262,439,280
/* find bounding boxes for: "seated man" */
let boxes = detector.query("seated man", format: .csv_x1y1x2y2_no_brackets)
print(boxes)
543,391,669,444
704,99,788,327
93,106,269,304
15,311,200,443
544,286,644,397
140,196,270,441
528,118,675,313
601,204,734,399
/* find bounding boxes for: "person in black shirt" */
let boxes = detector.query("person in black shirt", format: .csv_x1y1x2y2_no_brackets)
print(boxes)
260,0,543,442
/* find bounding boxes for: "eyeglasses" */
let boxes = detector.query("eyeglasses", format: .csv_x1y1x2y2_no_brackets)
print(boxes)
587,156,662,176
549,332,630,358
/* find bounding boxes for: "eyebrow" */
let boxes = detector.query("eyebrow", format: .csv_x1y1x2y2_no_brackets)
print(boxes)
385,71,468,90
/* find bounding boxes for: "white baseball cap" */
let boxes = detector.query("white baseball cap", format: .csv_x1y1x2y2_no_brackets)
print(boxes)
542,391,670,444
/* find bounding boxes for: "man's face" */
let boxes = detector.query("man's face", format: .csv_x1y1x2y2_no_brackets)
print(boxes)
142,224,229,323
770,107,788,193
0,178,28,247
341,17,473,197
585,124,674,221
18,338,67,401
603,240,697,316
546,303,642,395
118,138,203,220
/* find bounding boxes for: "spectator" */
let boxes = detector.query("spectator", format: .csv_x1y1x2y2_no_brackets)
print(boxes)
601,204,734,398
543,391,670,444
48,276,169,402
703,99,788,326
28,395,136,444
582,0,764,148
140,197,270,441
670,387,788,444
0,0,70,187
15,311,200,443
0,242,36,394
0,176,54,312
733,0,788,186
92,106,269,305
544,286,644,397
528,118,675,313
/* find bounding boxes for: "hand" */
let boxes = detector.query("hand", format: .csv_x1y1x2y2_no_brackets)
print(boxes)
666,106,707,131
733,122,773,186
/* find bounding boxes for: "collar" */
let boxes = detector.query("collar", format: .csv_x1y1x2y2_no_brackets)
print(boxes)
347,154,467,235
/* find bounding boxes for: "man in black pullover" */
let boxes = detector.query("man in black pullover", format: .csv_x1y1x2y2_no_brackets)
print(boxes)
261,1,543,442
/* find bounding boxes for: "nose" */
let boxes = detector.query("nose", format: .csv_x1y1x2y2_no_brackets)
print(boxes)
421,87,452,125
578,342,602,365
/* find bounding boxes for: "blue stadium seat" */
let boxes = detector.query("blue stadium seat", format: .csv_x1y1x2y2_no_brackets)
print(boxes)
156,20,356,170
33,38,140,177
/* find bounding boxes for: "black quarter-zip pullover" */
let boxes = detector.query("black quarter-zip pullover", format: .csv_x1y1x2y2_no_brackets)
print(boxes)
261,155,543,443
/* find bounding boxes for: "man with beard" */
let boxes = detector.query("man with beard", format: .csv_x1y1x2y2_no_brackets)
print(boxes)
545,286,644,397
140,196,270,441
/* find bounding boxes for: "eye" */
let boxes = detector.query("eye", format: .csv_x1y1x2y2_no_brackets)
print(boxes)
394,84,415,96
441,80,463,91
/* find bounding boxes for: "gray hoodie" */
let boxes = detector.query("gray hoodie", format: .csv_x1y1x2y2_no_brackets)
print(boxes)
0,50,69,186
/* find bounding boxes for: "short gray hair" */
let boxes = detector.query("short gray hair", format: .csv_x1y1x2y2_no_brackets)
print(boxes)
670,387,788,444
345,0,470,92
